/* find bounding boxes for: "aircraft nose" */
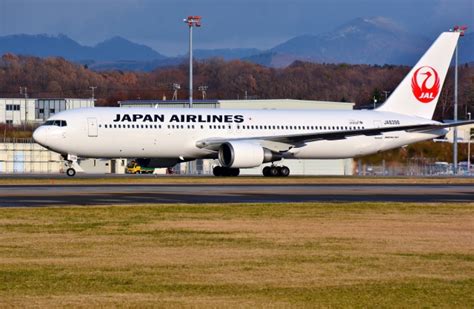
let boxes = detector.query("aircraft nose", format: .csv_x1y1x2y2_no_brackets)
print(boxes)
33,127,48,146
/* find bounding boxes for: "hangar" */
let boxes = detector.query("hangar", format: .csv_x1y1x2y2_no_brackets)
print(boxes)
0,98,95,125
0,97,101,174
1,98,355,175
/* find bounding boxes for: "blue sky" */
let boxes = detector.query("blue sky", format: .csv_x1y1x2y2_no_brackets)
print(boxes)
0,0,472,56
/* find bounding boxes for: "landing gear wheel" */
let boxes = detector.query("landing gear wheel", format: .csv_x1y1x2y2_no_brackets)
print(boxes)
263,166,271,177
66,168,76,177
262,165,290,177
213,166,240,177
279,166,290,177
213,166,223,176
269,166,279,177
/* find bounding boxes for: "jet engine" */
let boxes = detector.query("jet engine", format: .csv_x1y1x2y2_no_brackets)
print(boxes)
218,141,281,168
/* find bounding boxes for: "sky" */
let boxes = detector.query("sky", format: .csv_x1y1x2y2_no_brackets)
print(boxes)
0,0,472,56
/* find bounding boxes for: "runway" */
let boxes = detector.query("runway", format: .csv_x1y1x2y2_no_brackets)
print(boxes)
0,183,472,206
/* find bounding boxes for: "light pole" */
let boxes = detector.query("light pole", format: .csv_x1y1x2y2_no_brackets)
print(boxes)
468,112,472,176
198,85,208,100
19,86,28,129
469,134,473,176
183,16,201,108
90,86,97,101
172,83,181,101
452,25,467,175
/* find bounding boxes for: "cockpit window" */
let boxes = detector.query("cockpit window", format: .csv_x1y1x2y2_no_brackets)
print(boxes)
43,120,67,127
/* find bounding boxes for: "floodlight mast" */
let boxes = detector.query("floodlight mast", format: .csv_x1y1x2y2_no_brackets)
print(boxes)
451,25,467,175
183,16,201,108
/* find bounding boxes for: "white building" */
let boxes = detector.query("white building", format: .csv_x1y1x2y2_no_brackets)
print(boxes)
0,98,95,125
0,99,356,175
445,123,474,143
0,138,126,174
118,99,355,176
0,97,101,175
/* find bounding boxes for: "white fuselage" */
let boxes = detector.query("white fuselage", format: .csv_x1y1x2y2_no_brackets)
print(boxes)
33,107,445,161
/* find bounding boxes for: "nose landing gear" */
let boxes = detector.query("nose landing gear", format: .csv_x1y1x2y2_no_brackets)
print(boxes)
66,167,76,177
263,165,290,177
62,154,80,177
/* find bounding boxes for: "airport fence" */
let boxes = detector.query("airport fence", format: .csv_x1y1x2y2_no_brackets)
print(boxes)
356,160,473,177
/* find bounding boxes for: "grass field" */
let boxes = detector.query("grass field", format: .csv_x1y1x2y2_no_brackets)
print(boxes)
0,202,473,307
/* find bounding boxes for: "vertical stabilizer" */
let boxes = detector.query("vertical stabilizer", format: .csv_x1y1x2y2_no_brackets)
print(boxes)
377,32,460,119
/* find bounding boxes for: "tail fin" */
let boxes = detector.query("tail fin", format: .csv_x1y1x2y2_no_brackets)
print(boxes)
377,32,460,119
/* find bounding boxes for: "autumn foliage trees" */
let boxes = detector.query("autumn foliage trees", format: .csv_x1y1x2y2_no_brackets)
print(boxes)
1,53,473,120
1,53,473,163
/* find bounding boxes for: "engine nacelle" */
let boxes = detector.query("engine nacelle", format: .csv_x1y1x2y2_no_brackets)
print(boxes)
218,141,281,168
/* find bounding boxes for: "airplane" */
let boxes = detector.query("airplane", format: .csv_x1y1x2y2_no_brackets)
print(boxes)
33,31,473,177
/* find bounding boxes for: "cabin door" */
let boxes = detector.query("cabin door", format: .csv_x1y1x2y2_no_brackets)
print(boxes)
87,118,98,137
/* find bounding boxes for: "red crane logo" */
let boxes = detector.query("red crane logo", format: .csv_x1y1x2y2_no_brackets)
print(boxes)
411,66,440,103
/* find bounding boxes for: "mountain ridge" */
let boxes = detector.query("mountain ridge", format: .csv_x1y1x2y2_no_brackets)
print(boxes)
0,17,472,71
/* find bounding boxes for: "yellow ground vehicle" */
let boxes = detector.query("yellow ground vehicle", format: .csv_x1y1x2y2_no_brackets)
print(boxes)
126,161,155,174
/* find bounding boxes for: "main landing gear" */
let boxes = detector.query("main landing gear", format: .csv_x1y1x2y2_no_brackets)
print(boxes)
213,166,240,177
263,165,290,177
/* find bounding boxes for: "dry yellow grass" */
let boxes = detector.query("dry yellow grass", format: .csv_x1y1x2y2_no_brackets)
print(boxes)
0,202,473,307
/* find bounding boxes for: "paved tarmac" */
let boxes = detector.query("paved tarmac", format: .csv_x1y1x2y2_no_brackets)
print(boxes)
0,183,472,206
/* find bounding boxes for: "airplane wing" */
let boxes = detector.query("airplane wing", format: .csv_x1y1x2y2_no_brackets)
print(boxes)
196,120,474,150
